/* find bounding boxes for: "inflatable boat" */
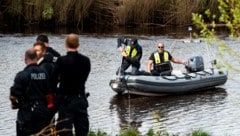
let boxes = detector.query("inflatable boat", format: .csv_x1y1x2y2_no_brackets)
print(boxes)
109,56,228,96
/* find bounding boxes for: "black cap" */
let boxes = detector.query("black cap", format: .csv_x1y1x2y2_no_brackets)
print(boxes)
36,35,49,43
131,38,138,45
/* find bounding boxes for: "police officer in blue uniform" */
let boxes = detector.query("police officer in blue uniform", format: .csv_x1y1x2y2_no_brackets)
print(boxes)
10,48,50,136
53,33,91,136
33,42,56,125
36,34,61,62
117,37,142,75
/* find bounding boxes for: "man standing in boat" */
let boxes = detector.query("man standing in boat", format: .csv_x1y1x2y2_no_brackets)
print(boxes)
117,37,142,75
147,42,187,76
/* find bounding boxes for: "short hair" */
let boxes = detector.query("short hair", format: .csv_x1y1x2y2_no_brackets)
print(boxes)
33,41,46,51
158,42,164,47
131,38,138,45
65,34,79,49
25,48,37,60
36,35,49,43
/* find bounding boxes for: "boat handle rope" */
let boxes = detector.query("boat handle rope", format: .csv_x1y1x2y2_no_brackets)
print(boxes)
161,74,195,81
181,70,214,80
161,70,213,81
194,70,214,76
161,75,178,81
182,73,197,79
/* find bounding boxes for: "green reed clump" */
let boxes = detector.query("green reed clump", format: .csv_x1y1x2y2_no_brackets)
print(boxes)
118,128,140,136
145,129,172,136
42,1,53,20
88,129,108,136
187,129,211,136
87,129,212,136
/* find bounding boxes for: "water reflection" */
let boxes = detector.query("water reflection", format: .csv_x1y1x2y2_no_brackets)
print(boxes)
110,88,227,133
1,34,239,135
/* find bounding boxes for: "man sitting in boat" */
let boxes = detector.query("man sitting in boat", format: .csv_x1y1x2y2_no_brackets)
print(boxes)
147,42,187,76
116,37,142,75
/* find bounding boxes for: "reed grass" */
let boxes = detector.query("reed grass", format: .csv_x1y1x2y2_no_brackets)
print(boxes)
4,0,22,17
88,0,117,25
164,0,206,25
0,0,220,27
53,0,92,25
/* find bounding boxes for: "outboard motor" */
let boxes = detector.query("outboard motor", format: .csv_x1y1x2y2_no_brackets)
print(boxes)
185,56,204,73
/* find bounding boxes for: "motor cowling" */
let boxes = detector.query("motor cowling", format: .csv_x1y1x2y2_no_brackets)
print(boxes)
185,56,204,72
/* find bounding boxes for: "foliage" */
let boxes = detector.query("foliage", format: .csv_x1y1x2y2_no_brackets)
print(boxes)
42,2,53,20
117,128,140,136
192,9,216,39
218,0,240,37
145,129,173,136
192,0,240,38
88,129,108,136
192,0,240,72
34,122,211,136
187,129,211,136
87,129,211,136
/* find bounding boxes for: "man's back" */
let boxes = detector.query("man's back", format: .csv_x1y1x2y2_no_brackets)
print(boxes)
53,33,91,136
10,48,50,135
11,64,49,101
55,51,90,96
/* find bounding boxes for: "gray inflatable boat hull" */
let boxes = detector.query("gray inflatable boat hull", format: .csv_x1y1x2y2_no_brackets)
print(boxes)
110,68,228,96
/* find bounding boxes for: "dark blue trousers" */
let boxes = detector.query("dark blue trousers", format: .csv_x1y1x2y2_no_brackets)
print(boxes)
56,95,89,136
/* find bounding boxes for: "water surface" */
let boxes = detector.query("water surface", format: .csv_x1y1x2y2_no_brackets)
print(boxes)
0,34,239,136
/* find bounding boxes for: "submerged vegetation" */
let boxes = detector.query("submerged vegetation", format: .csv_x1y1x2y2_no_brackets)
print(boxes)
0,0,220,28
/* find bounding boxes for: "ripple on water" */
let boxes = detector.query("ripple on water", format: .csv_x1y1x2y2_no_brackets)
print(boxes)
1,35,240,136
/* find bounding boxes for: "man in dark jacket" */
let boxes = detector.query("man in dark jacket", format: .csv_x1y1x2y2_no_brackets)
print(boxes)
36,35,61,62
53,33,91,136
33,42,56,123
117,37,142,75
10,48,50,136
